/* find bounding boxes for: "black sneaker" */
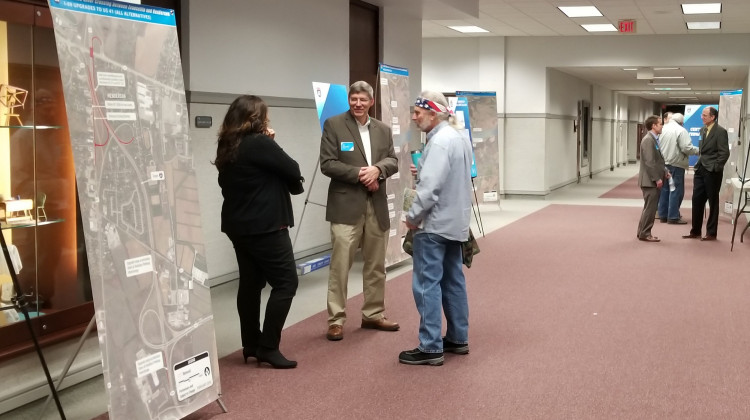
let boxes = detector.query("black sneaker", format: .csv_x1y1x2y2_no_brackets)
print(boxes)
398,348,444,366
442,338,469,355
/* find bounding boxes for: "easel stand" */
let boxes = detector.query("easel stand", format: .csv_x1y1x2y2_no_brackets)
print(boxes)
292,159,327,249
470,178,485,237
0,229,66,419
730,143,750,251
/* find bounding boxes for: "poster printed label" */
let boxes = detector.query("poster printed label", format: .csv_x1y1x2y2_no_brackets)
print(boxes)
174,352,214,401
136,352,164,378
125,255,153,277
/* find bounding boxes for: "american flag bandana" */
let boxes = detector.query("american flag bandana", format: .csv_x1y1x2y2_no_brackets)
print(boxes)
415,97,449,114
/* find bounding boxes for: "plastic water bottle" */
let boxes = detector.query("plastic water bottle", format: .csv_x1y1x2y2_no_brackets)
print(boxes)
669,177,675,192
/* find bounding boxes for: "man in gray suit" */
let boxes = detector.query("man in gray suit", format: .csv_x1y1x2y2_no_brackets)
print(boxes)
637,115,667,242
319,81,399,341
683,106,730,241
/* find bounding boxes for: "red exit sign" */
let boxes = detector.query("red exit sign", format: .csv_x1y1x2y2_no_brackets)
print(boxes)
619,20,636,33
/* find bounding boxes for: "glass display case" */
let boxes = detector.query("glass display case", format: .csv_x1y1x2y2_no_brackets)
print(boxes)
0,1,92,360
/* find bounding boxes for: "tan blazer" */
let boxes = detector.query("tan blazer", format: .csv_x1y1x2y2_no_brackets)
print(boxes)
638,132,666,188
319,111,398,231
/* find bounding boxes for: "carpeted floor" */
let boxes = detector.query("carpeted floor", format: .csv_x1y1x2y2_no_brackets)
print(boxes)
600,173,694,201
96,204,750,420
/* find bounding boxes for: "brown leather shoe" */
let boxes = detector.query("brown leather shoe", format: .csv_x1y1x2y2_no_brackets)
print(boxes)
682,234,701,239
701,235,717,241
361,317,400,331
326,324,343,341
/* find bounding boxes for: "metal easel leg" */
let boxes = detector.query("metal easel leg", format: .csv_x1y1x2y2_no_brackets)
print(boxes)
216,397,228,413
0,232,66,419
471,179,485,237
38,315,96,419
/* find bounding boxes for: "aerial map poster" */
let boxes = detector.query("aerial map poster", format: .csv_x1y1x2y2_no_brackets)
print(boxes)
718,89,743,219
47,1,221,418
456,91,499,204
378,63,412,267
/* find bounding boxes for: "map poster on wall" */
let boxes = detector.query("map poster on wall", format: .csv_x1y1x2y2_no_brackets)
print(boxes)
456,91,499,203
48,1,221,418
378,63,412,267
718,89,743,219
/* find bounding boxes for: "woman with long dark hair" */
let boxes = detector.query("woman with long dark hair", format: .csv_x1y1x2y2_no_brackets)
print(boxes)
215,95,303,369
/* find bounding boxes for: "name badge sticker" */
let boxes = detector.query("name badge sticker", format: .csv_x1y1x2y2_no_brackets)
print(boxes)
341,142,354,152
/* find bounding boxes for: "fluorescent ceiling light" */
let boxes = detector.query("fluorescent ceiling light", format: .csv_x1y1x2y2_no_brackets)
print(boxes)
654,87,692,90
649,82,689,86
559,6,602,17
653,76,685,79
654,67,680,70
681,3,722,14
623,68,638,71
581,24,618,32
448,25,489,33
671,97,698,99
687,21,721,29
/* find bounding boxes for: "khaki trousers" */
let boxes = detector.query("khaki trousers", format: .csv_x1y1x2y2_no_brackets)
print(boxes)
327,198,387,325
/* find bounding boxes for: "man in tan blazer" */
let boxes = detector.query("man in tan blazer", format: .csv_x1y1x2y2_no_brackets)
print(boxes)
637,115,667,242
319,81,398,341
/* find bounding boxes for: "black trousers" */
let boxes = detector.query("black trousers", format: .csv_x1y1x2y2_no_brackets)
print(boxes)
691,166,723,237
229,229,298,350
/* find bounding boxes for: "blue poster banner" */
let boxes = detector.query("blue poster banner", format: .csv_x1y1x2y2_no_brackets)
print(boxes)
50,0,176,25
684,104,718,167
453,96,478,178
312,82,349,132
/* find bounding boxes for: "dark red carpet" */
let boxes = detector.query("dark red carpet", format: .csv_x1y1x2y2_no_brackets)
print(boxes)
600,173,694,200
96,204,750,420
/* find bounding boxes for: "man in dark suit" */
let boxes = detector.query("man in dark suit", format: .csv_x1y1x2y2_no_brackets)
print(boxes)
319,81,399,341
683,106,730,241
637,115,667,242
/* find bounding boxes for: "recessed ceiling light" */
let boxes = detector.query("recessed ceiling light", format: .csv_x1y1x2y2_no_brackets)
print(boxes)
671,97,699,100
559,6,602,18
623,68,638,71
581,24,618,32
649,82,689,86
448,25,489,33
653,67,680,71
687,21,721,29
682,3,722,14
654,87,692,90
653,76,685,79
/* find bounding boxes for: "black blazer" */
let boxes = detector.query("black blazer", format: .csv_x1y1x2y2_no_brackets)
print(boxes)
219,133,303,236
696,123,730,173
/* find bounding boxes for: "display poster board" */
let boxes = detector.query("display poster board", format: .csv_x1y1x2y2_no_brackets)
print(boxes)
313,82,350,131
378,64,412,267
684,104,718,167
450,96,479,178
455,91,499,203
718,90,743,218
48,1,221,418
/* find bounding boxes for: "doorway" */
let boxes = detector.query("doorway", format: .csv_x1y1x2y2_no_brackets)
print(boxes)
577,100,591,182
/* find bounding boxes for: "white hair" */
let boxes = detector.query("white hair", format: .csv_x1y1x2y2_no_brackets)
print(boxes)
418,90,459,127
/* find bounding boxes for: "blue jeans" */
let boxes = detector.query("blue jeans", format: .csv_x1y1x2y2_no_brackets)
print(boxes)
411,232,469,353
657,165,685,221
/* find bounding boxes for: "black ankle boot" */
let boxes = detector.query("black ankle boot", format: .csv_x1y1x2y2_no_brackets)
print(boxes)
256,348,297,369
242,347,258,364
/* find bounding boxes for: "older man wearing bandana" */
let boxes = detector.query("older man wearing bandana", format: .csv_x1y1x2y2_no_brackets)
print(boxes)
399,91,474,366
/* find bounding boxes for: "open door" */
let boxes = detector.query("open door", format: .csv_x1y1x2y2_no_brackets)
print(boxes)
577,100,592,181
635,123,646,160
